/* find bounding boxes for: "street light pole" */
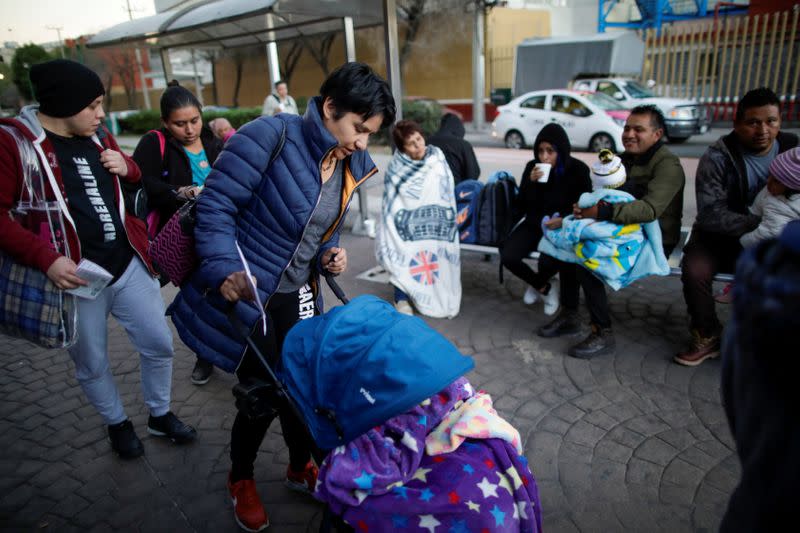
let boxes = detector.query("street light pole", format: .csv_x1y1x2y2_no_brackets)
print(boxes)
45,25,65,58
125,0,152,110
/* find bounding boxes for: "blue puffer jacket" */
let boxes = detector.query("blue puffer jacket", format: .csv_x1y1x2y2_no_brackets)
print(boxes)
169,97,378,372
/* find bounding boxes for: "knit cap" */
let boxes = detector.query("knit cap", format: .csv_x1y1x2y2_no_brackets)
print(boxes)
30,59,105,118
769,147,800,191
590,149,626,190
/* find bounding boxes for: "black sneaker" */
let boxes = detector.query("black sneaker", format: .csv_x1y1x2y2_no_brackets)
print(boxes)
538,309,581,338
191,359,214,385
147,412,197,444
108,419,144,459
568,325,615,359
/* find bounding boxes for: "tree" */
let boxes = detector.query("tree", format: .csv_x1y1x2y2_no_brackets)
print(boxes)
396,0,471,69
225,45,261,107
301,33,336,77
280,40,304,86
10,44,52,102
199,49,219,105
0,61,11,95
102,47,139,109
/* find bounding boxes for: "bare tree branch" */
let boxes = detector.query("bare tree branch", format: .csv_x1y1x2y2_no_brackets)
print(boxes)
280,40,303,85
300,33,336,76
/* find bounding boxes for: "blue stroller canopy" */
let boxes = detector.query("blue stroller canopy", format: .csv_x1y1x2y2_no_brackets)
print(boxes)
279,295,475,450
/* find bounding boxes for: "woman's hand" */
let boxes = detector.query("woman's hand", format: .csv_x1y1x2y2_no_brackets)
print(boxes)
321,247,347,275
544,216,563,230
177,185,201,200
100,149,128,177
220,271,257,302
46,256,87,290
530,167,544,182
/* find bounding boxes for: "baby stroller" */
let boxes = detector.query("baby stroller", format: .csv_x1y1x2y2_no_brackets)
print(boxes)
230,278,542,532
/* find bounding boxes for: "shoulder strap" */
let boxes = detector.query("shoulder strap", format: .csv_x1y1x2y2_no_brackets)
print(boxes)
148,129,166,160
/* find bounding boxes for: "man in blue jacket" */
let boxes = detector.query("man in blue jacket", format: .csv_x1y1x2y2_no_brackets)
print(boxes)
169,62,395,532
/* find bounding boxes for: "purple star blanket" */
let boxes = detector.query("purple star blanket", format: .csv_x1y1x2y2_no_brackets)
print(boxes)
314,378,542,532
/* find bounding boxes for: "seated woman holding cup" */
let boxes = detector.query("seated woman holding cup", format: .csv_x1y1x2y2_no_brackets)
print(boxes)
500,123,591,316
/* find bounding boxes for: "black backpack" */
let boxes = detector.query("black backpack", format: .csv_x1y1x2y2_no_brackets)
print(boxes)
475,171,519,246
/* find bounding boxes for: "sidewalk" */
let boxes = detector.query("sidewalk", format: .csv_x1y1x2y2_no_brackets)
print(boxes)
1,229,737,532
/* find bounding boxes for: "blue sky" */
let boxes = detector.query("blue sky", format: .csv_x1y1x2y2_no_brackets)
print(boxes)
1,0,155,45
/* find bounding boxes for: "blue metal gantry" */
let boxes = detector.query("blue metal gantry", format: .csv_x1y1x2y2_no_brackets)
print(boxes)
598,0,750,34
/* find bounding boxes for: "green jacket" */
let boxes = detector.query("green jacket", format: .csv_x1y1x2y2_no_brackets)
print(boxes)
611,143,685,252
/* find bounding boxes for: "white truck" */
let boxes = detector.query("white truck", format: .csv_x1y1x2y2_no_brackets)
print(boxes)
570,76,709,143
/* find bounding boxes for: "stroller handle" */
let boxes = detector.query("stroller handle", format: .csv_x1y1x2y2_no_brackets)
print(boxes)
323,271,349,305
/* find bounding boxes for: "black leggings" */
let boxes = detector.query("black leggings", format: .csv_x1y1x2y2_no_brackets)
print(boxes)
501,222,555,291
501,221,580,308
501,219,611,326
229,284,317,482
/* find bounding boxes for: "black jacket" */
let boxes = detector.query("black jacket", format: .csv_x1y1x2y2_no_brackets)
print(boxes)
694,130,799,237
515,123,591,225
719,223,800,532
132,126,223,224
427,113,480,185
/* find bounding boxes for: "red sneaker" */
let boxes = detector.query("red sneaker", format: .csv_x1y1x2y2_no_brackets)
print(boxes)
285,461,318,494
227,475,269,532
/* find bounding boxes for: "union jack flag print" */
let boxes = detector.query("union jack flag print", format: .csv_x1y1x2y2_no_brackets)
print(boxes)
409,250,439,286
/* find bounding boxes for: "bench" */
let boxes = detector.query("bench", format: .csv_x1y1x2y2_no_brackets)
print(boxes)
461,226,735,284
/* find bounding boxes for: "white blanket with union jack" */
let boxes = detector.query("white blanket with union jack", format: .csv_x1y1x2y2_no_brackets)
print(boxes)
376,146,461,318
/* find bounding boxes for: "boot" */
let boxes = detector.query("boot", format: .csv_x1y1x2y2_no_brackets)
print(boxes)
538,309,580,338
673,329,721,367
568,324,615,359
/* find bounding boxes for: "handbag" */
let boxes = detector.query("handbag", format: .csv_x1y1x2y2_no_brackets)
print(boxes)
0,125,78,349
149,121,286,287
149,198,198,286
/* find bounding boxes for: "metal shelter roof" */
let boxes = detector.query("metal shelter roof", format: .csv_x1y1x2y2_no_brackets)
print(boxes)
86,0,384,50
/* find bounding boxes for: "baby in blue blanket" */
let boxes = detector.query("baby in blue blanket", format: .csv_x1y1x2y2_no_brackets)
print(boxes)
538,150,669,290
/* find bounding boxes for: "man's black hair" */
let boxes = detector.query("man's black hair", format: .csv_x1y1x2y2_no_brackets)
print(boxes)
160,80,202,119
319,62,396,128
274,80,287,89
735,87,781,122
630,104,667,132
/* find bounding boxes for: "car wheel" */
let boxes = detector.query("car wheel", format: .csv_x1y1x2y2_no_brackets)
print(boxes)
504,131,525,149
589,133,616,152
668,136,689,144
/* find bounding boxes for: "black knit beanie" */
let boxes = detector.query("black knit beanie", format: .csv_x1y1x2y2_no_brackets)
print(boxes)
30,59,105,118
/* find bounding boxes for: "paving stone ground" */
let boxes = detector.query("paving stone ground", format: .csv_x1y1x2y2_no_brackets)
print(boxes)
1,232,736,532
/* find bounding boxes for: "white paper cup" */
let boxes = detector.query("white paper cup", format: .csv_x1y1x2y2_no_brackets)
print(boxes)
536,163,552,183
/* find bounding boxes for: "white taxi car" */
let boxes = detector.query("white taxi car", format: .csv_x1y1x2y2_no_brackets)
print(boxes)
492,90,629,152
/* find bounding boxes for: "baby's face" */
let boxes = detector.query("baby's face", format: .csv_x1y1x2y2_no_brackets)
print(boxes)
766,174,786,196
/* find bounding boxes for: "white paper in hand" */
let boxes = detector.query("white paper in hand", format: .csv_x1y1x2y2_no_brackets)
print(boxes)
66,259,113,300
235,242,267,335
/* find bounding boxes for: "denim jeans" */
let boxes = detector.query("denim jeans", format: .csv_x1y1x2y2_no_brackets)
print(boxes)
67,257,174,425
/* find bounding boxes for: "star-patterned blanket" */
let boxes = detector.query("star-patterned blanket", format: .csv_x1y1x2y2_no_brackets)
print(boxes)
314,378,542,532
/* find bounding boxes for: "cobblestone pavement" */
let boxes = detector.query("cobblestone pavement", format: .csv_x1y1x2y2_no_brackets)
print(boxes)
1,232,736,532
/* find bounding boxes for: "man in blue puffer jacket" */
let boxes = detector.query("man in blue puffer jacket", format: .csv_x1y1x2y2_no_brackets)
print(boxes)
168,62,395,531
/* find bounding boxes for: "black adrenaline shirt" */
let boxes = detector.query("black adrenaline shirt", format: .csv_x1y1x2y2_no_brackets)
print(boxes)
46,130,134,282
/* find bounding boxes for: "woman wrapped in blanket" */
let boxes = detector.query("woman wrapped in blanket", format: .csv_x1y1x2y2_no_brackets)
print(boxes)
376,119,461,318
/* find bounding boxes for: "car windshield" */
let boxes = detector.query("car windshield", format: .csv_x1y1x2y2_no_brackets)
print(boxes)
583,92,627,110
622,80,655,98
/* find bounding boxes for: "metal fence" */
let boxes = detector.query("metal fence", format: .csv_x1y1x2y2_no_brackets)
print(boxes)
642,8,800,123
